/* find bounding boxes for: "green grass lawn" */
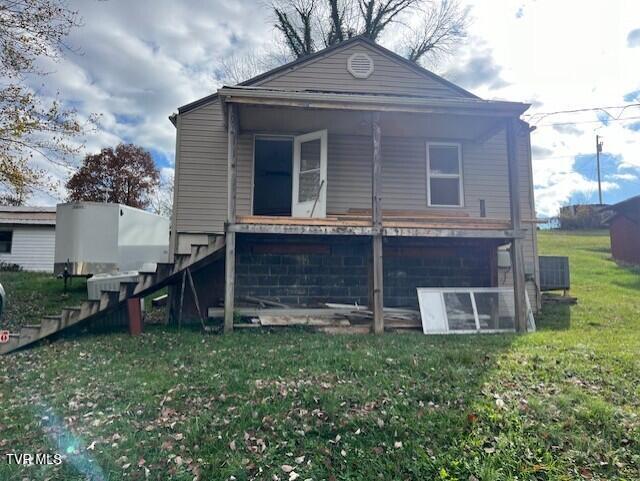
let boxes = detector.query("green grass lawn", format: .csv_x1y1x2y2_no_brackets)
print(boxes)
0,272,87,330
0,231,638,480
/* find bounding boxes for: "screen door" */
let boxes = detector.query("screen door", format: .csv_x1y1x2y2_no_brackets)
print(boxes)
292,130,327,218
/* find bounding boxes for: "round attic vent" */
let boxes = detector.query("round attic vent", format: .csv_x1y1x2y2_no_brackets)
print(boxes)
347,52,374,79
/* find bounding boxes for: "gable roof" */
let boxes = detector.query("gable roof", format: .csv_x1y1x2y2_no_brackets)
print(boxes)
608,195,640,225
177,36,477,116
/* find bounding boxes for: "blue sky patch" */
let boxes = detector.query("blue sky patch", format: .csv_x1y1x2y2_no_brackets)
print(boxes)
628,28,640,47
149,148,172,168
571,153,640,205
626,121,640,132
623,89,640,102
596,111,610,126
115,113,143,125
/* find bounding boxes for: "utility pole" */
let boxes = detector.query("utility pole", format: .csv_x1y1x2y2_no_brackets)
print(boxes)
596,135,603,205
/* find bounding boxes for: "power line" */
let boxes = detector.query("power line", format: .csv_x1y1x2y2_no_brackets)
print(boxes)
523,103,640,123
534,115,640,128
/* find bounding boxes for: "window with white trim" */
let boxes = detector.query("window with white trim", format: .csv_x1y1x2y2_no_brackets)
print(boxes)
426,142,463,207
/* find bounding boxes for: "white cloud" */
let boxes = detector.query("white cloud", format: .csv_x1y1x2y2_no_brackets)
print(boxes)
19,0,273,205
14,0,640,216
449,0,640,216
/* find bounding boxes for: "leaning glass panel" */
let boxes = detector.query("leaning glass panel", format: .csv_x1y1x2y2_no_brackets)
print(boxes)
443,292,476,331
474,290,515,330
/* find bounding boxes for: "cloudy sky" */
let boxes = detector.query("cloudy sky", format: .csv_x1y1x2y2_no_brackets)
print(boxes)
27,0,640,216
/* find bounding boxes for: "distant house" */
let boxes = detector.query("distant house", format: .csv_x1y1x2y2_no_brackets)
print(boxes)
558,204,609,229
0,206,56,272
607,196,640,265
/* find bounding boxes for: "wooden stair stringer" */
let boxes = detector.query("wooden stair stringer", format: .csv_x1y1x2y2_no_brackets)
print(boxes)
0,236,226,355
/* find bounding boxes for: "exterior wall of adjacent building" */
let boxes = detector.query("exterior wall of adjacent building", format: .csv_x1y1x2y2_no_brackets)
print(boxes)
610,215,640,265
0,225,56,272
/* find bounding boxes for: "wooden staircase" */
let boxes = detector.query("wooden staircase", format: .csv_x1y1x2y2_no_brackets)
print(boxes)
1,236,225,355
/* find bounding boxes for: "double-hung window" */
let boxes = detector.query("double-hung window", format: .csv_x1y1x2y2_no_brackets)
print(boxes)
426,142,463,207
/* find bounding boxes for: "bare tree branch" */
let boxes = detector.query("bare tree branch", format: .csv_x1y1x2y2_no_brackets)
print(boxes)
272,0,318,58
0,0,95,204
359,0,420,41
269,0,469,65
402,0,469,65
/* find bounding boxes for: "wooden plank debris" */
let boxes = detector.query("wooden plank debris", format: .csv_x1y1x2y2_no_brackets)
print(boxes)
209,304,422,333
542,293,578,305
151,294,168,307
258,315,350,327
240,295,290,308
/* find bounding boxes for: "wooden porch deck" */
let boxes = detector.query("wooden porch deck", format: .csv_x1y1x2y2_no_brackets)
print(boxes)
231,210,515,238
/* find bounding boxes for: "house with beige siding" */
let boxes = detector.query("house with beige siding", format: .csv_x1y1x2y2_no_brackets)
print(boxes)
169,36,539,333
0,206,56,272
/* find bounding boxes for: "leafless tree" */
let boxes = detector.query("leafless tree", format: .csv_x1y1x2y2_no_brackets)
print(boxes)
357,0,419,41
272,0,320,58
219,49,288,85
402,0,470,65
151,168,174,218
270,0,469,65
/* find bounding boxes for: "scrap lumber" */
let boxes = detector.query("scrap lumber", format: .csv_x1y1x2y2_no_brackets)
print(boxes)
258,315,350,327
208,307,358,318
240,295,290,308
542,293,578,305
151,294,168,307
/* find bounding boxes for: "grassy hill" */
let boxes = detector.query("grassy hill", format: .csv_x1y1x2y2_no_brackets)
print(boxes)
0,230,638,480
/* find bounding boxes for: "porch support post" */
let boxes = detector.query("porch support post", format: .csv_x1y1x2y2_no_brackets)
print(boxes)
224,103,239,333
506,117,527,332
371,112,384,334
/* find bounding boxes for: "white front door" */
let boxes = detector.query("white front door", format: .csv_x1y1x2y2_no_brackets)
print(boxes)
292,129,327,218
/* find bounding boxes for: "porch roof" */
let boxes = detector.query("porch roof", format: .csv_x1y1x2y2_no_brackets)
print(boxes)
218,86,530,117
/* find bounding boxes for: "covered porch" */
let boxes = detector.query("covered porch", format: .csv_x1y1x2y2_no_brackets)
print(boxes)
220,86,530,334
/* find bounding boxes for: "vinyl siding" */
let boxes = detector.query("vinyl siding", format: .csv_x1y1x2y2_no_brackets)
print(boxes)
0,226,55,272
234,128,533,222
256,42,467,98
174,100,228,233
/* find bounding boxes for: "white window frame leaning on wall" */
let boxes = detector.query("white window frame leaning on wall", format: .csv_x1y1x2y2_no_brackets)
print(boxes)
426,142,464,207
